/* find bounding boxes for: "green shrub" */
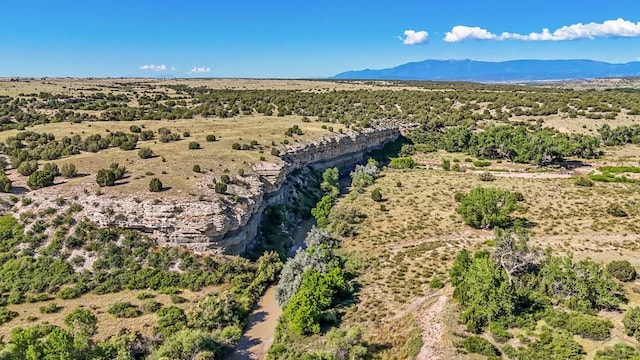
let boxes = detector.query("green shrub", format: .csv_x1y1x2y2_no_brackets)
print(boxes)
462,336,500,357
149,178,163,192
595,343,640,360
108,302,141,318
215,182,227,194
96,168,116,187
479,172,496,182
119,141,137,150
27,170,55,189
57,286,83,300
183,131,190,138
129,125,142,133
192,164,201,173
389,157,416,169
137,292,155,300
429,278,444,289
39,302,61,314
170,294,187,304
60,163,77,178
142,299,162,313
0,306,18,325
17,160,38,176
489,322,513,343
285,124,303,136
623,307,640,341
473,160,491,167
188,141,201,150
206,134,216,142
232,142,241,150
140,130,154,140
43,163,60,176
138,147,154,159
155,306,186,336
441,159,451,170
0,172,12,192
109,162,126,180
607,260,637,282
455,187,521,229
574,176,594,187
545,310,613,341
370,187,383,202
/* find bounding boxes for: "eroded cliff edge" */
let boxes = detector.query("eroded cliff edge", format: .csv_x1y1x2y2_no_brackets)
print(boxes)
19,126,400,255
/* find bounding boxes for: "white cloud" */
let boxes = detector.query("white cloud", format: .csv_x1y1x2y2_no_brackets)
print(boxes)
171,66,177,71
139,64,167,71
444,25,497,42
399,30,429,45
445,18,640,42
189,66,211,74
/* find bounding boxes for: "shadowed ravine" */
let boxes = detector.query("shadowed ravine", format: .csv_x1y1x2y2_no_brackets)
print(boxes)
228,217,316,360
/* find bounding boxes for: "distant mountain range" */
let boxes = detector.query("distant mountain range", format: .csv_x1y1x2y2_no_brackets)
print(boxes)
332,59,640,82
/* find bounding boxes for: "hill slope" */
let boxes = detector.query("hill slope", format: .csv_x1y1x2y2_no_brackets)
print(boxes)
333,59,640,82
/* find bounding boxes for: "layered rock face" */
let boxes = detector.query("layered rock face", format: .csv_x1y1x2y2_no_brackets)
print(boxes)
23,126,400,255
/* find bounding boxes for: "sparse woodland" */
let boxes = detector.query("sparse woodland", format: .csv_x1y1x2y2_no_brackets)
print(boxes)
1,78,640,358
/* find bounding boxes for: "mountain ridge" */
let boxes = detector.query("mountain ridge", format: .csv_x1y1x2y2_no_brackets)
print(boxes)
332,59,640,82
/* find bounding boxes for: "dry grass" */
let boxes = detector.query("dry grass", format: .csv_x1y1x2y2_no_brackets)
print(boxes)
0,286,223,341
0,116,345,196
334,161,640,357
0,78,416,98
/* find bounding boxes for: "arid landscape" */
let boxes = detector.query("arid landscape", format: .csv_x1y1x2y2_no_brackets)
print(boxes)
1,76,640,360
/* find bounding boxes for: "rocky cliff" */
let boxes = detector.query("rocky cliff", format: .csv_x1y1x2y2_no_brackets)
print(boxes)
20,125,400,255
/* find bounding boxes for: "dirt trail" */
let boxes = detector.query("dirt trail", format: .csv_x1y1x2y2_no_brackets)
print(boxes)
416,294,448,360
227,286,282,360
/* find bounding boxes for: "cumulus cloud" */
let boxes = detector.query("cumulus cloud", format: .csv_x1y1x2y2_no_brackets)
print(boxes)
139,64,167,71
189,66,211,74
399,30,429,45
444,25,497,42
445,18,640,42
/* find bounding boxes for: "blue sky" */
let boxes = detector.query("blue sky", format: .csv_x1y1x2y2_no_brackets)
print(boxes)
2,0,640,78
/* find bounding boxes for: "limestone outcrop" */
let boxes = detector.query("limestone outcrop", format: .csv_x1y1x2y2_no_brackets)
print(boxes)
19,125,400,255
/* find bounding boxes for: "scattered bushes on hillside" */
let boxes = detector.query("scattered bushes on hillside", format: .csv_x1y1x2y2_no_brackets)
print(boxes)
607,260,637,282
595,343,640,360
